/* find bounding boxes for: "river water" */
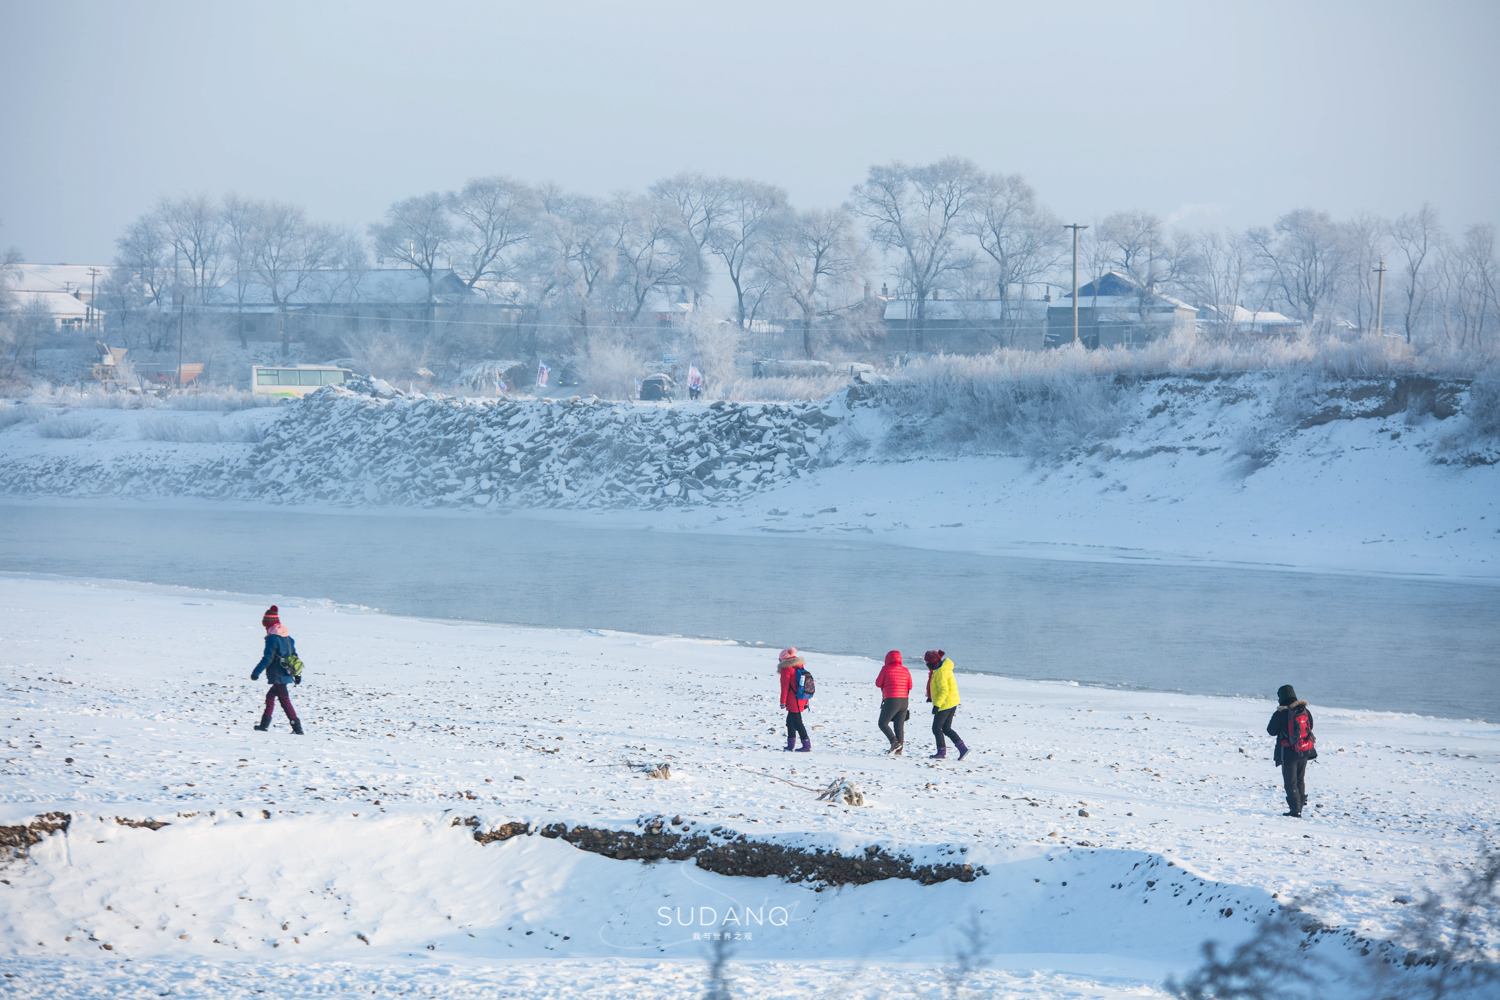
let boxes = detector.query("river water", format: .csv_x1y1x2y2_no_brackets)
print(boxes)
2,503,1495,721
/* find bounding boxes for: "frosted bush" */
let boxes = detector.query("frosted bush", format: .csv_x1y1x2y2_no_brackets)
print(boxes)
1435,369,1500,464
164,387,278,412
138,415,231,443
19,382,273,412
580,338,652,400
712,374,853,402
34,412,98,439
0,404,31,429
27,384,150,410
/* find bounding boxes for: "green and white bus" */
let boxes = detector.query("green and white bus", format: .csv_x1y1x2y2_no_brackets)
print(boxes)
251,365,353,399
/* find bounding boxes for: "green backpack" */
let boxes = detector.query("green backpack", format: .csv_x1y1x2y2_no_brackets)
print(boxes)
278,646,305,680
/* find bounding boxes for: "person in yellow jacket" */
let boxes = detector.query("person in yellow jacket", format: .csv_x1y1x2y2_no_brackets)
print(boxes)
923,649,968,760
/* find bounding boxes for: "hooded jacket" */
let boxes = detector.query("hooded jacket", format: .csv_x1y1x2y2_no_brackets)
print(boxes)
1267,700,1315,764
875,651,912,699
778,658,809,713
253,632,299,686
926,657,960,711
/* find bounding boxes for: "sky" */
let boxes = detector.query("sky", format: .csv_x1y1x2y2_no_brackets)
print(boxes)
1,0,1496,266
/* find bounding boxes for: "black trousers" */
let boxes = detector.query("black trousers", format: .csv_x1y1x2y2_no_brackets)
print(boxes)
878,697,908,745
785,711,808,741
1281,757,1308,814
932,707,960,749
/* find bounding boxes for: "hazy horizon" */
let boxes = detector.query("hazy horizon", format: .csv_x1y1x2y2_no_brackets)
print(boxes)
2,0,1496,265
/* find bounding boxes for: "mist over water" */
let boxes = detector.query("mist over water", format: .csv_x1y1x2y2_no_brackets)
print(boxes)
3,503,1495,722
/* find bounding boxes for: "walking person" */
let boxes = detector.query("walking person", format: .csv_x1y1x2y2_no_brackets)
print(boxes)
252,605,304,735
1267,684,1316,816
924,650,968,760
875,650,912,754
777,647,812,752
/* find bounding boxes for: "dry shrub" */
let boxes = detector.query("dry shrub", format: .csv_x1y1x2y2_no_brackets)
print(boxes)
580,337,651,400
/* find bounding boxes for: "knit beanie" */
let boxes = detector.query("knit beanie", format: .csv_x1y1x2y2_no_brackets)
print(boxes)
262,605,280,630
924,649,945,667
1277,684,1297,705
778,647,799,663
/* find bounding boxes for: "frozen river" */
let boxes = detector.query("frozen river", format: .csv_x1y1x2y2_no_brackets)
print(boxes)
3,502,1496,721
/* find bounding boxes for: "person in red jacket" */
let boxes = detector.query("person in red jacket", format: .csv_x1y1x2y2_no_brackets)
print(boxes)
777,647,811,752
874,650,912,754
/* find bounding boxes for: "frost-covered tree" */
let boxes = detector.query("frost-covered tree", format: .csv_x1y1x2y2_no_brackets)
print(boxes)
447,176,538,290
705,178,791,330
759,208,864,359
368,192,454,323
607,194,695,323
247,201,340,356
220,194,263,347
649,172,725,302
850,157,981,350
1097,210,1180,322
964,172,1064,339
1248,209,1347,335
156,194,224,306
0,231,28,382
532,191,616,337
112,213,174,350
1179,229,1252,338
1450,224,1497,348
1338,212,1388,335
1389,203,1442,345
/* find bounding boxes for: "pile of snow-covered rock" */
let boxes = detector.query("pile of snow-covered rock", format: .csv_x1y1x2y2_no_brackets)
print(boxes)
249,382,843,508
0,382,845,510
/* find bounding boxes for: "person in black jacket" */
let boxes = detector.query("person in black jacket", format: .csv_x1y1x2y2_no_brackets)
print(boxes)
1267,684,1316,816
251,605,304,735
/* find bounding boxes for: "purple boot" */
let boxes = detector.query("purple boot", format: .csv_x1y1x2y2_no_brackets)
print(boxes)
795,738,812,752
783,736,796,751
929,746,947,760
954,738,969,760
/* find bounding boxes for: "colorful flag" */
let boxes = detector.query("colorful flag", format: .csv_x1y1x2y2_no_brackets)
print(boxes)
687,364,703,391
536,362,550,388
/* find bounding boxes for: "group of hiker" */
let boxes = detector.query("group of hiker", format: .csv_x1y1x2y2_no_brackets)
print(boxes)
778,646,1318,817
247,607,1316,817
777,646,967,759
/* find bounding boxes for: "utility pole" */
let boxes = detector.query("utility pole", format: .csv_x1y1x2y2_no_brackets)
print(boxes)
177,286,186,389
1063,224,1089,345
87,267,100,330
1372,258,1386,340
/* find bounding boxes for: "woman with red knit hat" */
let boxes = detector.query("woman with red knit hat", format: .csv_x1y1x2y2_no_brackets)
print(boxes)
776,648,812,752
251,605,304,735
874,650,912,754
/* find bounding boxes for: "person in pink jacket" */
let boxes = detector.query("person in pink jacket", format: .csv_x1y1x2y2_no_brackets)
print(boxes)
777,647,811,752
874,650,912,754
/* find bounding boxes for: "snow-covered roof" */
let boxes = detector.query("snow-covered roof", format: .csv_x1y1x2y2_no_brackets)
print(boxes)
9,263,105,318
1051,294,1196,316
1198,304,1300,326
1065,271,1196,313
884,298,1048,321
213,269,473,307
11,263,110,297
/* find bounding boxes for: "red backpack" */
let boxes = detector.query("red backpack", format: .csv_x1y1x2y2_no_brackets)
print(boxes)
1285,708,1315,754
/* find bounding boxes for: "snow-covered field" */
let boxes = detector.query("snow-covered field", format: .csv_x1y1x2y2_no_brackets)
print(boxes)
2,577,1495,998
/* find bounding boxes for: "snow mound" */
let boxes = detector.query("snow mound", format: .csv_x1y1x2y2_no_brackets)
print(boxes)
0,372,1491,515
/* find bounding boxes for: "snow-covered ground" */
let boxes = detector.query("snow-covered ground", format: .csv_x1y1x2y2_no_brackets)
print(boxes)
2,372,1496,579
2,577,1495,997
